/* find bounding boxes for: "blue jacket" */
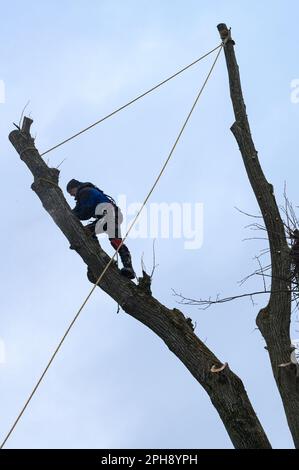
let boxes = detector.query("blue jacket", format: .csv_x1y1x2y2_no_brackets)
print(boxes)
72,182,115,220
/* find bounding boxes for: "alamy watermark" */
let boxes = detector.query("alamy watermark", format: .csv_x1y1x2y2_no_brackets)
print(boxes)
290,79,299,104
94,195,204,250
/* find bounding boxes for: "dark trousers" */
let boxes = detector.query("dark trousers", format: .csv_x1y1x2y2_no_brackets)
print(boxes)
85,204,124,251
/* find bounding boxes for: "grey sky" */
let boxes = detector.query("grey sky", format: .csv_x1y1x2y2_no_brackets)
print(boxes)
1,0,299,448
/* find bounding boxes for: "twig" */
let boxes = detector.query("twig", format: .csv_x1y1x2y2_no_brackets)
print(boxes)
235,206,262,219
150,239,159,278
19,101,31,128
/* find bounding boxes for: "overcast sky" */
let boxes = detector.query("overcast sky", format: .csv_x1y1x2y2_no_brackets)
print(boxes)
1,0,299,449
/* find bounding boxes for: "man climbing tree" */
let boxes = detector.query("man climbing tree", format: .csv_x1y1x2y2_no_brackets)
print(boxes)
6,25,286,449
66,179,135,279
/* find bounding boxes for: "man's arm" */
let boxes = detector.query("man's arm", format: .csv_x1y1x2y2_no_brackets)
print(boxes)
72,189,95,220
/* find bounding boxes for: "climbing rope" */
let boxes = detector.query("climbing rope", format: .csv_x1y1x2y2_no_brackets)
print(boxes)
0,44,223,449
40,44,222,157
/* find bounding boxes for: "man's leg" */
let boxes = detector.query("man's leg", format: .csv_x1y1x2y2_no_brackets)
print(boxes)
93,203,135,279
109,237,135,280
84,220,100,242
107,206,135,279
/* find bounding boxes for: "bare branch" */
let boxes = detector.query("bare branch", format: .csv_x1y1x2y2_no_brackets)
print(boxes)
174,289,274,309
235,206,262,219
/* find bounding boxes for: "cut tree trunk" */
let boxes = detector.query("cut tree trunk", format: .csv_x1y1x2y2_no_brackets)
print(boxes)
217,23,299,447
8,117,271,449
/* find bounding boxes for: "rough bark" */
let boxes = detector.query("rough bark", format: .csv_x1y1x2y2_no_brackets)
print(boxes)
9,117,271,449
218,23,299,447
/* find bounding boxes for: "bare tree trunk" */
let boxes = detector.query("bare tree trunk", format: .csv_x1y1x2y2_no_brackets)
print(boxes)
9,117,271,449
217,23,299,447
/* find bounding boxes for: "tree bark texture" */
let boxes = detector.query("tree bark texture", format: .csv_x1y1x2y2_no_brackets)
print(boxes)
218,23,299,447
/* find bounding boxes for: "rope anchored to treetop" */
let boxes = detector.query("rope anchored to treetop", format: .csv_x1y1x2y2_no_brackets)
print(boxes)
40,43,222,157
1,43,224,449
